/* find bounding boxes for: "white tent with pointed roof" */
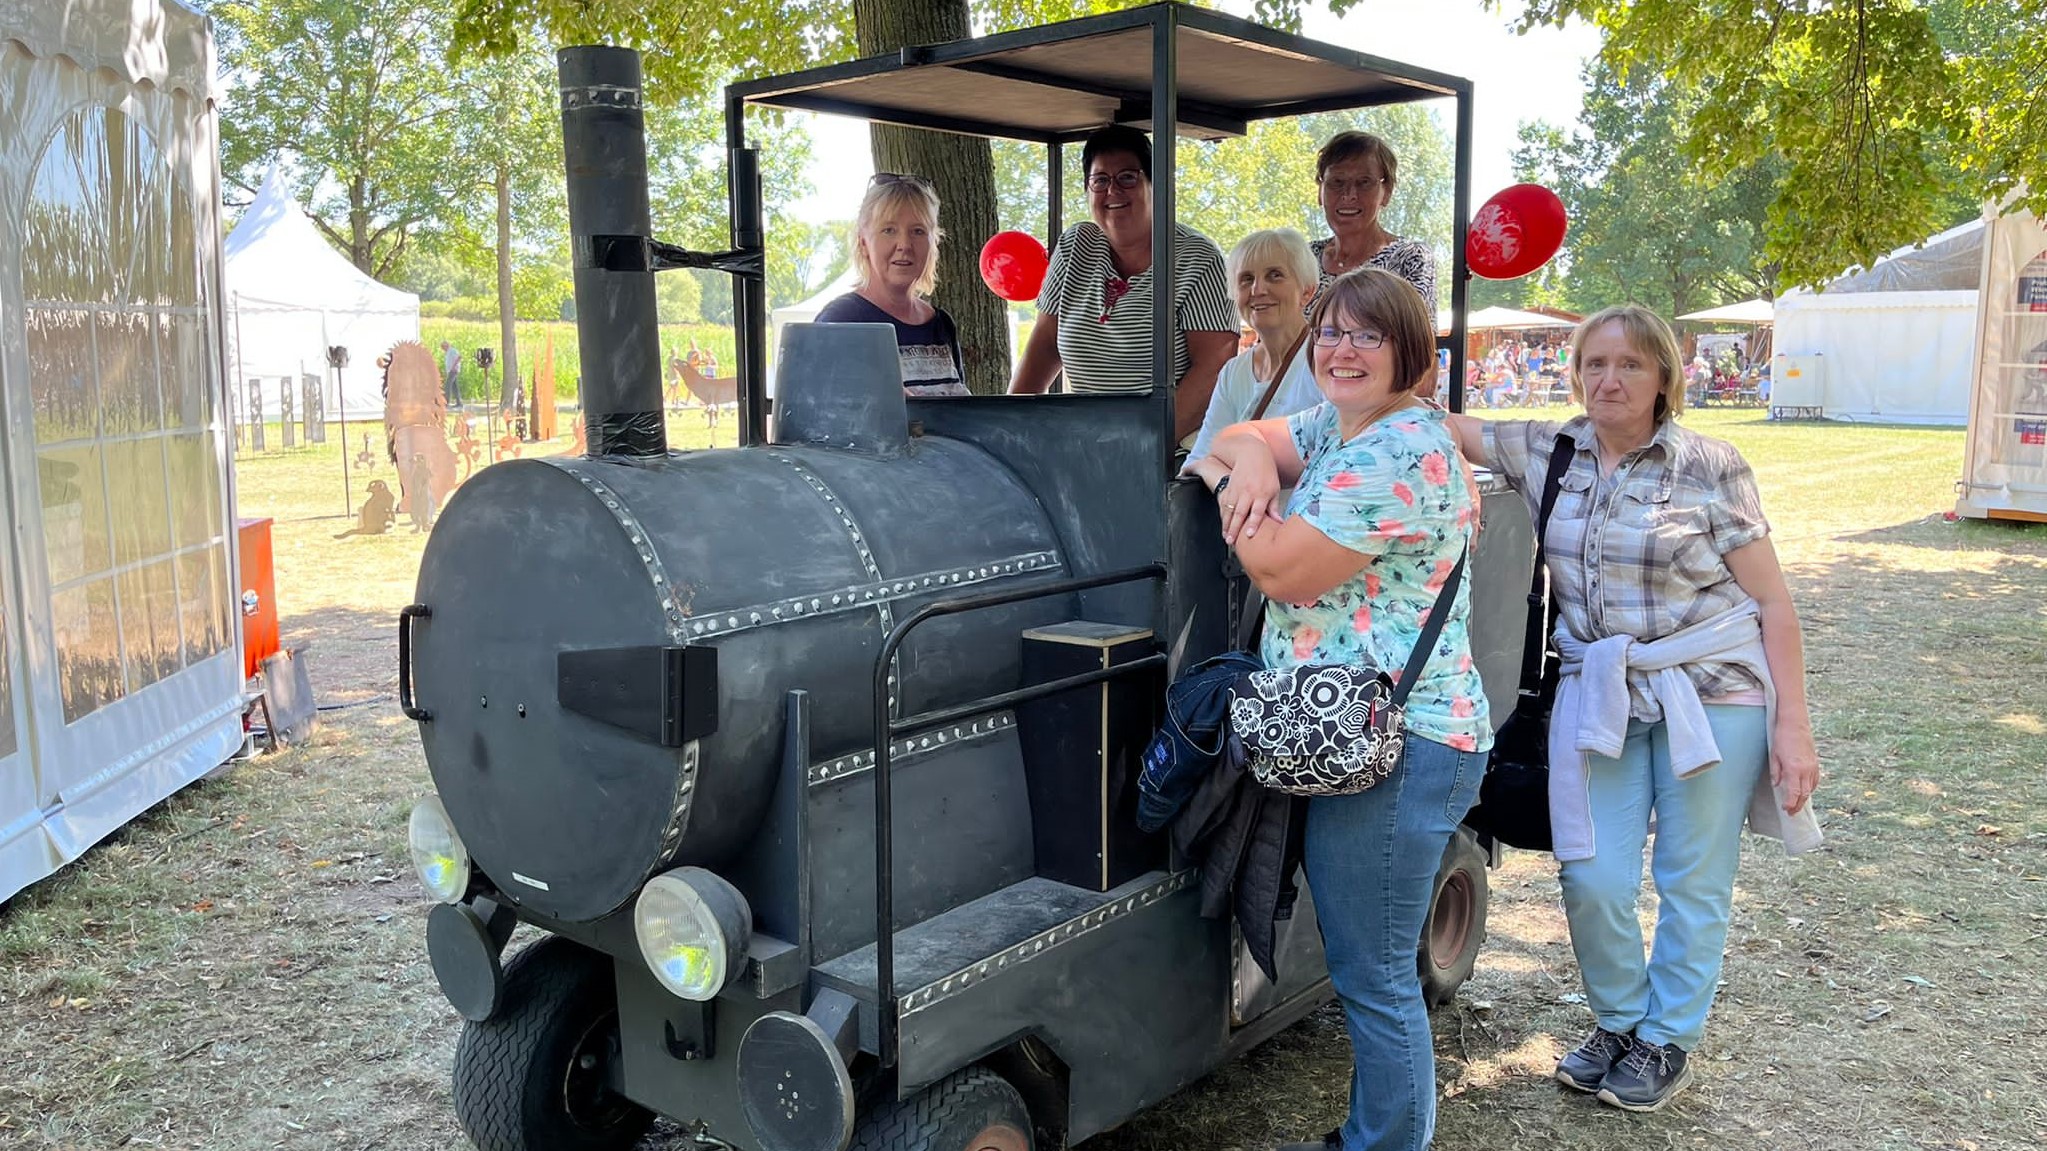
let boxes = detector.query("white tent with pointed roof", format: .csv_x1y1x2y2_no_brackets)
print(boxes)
223,170,419,419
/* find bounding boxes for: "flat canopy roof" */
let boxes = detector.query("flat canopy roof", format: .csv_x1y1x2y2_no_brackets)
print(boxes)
730,3,1470,144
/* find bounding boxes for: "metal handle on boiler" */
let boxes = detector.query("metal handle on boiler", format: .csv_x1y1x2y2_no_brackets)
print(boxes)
398,604,433,722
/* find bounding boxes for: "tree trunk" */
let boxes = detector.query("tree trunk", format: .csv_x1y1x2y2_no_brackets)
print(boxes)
853,0,1009,395
495,156,521,416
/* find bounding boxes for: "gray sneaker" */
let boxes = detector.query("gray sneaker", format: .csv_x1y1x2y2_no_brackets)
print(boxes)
1596,1037,1693,1112
1555,1026,1633,1093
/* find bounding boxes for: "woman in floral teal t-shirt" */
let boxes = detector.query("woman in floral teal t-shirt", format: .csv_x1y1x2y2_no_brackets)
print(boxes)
1189,268,1490,1151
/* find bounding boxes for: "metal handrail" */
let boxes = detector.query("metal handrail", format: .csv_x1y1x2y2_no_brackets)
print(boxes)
868,562,1166,1068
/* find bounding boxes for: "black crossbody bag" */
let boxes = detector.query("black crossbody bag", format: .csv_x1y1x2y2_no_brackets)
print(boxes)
1463,434,1575,850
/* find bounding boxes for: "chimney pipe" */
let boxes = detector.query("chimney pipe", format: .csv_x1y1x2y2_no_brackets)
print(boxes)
558,46,666,460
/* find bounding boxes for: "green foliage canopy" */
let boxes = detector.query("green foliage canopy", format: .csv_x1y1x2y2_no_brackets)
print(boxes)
1503,0,2047,288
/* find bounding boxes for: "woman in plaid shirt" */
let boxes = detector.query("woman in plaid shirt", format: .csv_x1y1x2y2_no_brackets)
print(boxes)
1447,305,1822,1114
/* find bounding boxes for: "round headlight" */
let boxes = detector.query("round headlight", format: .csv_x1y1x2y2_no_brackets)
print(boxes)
634,867,752,1001
408,797,470,903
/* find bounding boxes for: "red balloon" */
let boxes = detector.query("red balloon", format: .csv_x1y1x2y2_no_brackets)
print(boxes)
979,230,1049,302
1467,184,1568,280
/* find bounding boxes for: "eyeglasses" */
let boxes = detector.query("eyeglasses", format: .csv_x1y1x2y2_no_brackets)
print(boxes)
1320,176,1386,198
1312,326,1388,350
870,172,934,192
1085,169,1146,193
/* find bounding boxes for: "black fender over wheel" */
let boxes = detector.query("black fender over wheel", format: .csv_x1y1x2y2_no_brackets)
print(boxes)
451,935,654,1151
850,1067,1034,1151
1419,825,1490,1009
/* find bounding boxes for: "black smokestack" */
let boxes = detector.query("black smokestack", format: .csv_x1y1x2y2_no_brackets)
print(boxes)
558,46,665,460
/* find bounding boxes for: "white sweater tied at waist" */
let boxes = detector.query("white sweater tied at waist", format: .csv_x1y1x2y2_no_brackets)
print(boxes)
1548,600,1823,862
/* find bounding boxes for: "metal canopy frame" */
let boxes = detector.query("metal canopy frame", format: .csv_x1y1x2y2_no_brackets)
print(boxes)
722,1,1476,449
714,1,1477,1076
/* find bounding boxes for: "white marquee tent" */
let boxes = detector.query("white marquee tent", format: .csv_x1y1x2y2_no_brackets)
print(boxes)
224,170,420,420
1,0,244,903
1772,219,1985,425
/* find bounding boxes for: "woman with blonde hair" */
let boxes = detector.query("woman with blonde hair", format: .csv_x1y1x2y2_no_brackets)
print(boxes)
815,172,967,396
1184,227,1323,468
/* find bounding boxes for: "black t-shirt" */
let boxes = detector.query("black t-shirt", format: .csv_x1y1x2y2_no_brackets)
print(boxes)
812,292,966,394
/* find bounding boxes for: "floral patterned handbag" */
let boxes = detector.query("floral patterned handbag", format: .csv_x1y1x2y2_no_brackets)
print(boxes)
1230,549,1467,797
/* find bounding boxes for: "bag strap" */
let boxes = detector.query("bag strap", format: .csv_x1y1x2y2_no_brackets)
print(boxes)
1247,328,1309,423
1235,580,1266,654
1389,545,1467,708
1514,433,1576,707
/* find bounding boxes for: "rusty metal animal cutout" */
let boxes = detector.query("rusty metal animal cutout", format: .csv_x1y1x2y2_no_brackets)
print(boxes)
333,480,397,538
383,341,459,519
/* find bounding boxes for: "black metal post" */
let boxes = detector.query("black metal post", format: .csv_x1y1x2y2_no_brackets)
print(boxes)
558,46,667,460
869,564,1167,1068
1448,86,1474,414
728,93,768,447
1150,9,1179,473
1045,141,1063,253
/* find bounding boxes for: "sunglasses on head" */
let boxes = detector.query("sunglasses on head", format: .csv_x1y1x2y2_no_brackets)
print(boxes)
871,172,934,192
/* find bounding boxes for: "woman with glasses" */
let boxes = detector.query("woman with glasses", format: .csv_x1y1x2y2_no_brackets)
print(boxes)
1190,268,1489,1151
814,172,968,396
1443,306,1822,1114
1312,131,1436,313
1007,124,1237,442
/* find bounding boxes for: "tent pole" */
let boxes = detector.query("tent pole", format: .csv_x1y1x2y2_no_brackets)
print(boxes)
231,292,247,456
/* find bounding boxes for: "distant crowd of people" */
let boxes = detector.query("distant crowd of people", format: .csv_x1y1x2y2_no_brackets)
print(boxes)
1466,335,1572,407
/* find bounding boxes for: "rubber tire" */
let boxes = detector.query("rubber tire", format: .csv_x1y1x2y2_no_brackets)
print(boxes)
849,1067,1035,1151
451,935,654,1151
1418,826,1490,1009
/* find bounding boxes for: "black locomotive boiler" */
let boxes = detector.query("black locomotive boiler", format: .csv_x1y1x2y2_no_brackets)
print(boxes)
402,10,1531,1151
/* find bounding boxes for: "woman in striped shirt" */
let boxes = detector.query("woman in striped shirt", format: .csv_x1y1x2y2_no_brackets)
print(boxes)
1007,124,1238,443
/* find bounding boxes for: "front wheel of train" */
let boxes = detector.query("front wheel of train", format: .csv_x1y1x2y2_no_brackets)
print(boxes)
451,935,654,1151
850,1067,1034,1151
1419,825,1490,1009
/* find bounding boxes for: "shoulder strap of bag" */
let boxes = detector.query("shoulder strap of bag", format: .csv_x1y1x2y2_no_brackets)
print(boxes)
1247,328,1309,423
1514,434,1576,705
1390,544,1468,708
1235,581,1267,654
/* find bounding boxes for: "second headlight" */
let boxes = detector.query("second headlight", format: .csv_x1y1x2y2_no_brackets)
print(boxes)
634,867,752,1001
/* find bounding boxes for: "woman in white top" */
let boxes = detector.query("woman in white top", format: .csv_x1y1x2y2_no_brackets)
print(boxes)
1184,228,1322,468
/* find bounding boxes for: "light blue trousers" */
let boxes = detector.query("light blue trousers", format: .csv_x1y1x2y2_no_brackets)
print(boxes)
1557,704,1767,1051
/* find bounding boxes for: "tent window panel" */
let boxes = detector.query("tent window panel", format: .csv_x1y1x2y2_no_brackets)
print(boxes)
106,437,172,568
52,577,122,724
118,560,180,690
164,313,213,430
169,182,201,307
22,112,113,305
25,308,101,446
96,309,165,436
36,445,113,587
176,546,231,665
164,434,225,549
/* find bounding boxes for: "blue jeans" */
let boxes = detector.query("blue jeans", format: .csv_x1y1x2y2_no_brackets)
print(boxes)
1558,705,1768,1051
1305,734,1486,1151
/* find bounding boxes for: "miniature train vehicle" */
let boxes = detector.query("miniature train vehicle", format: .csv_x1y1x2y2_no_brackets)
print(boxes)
401,6,1529,1150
